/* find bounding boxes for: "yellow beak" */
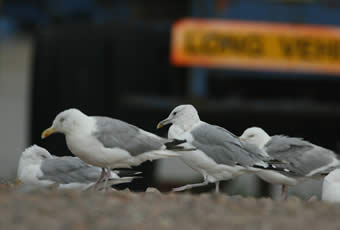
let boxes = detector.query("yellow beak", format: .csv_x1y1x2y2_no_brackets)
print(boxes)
156,123,163,129
41,127,56,139
14,178,22,185
157,117,171,129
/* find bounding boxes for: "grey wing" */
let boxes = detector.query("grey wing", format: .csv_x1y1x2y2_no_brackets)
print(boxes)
39,157,101,184
191,123,263,166
265,136,338,175
92,116,165,156
265,135,314,158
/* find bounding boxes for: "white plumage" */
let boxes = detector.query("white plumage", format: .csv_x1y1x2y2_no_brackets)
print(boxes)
240,127,340,199
42,108,184,189
322,168,340,203
17,145,138,191
157,104,267,193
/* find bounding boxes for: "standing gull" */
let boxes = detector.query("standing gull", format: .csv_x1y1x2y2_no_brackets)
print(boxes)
157,104,268,193
17,145,139,190
41,108,185,189
240,127,340,199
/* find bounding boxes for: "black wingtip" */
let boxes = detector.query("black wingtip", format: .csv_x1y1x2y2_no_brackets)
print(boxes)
165,139,187,148
129,176,143,180
252,164,292,173
114,170,143,177
165,139,197,152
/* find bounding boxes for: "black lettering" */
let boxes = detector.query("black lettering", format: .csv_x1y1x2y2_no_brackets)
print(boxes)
183,31,264,58
230,35,245,53
218,34,234,52
200,33,221,55
184,31,200,54
245,34,264,56
279,37,294,57
296,38,311,60
314,39,327,59
279,37,340,62
328,40,340,60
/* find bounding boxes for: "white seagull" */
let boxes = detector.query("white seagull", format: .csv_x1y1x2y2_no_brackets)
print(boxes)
17,145,139,190
41,108,185,189
157,104,268,193
322,168,340,203
240,127,340,200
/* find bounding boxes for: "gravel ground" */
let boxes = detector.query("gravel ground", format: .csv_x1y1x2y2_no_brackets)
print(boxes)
0,184,340,230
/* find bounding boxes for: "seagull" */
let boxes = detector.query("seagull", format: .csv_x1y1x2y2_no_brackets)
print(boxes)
41,108,186,189
322,168,340,203
157,104,268,193
240,127,340,200
17,145,139,191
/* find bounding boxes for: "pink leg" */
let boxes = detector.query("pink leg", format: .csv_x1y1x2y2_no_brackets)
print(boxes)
103,167,112,191
215,181,220,193
281,185,288,200
94,168,106,190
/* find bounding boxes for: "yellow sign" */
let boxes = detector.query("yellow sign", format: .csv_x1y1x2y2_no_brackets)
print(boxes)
171,19,340,75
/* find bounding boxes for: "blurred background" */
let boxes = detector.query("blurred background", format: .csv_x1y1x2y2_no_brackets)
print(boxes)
1,0,340,199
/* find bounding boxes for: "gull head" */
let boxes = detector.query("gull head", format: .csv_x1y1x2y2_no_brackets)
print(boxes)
20,145,53,163
41,108,89,138
239,127,271,149
157,104,200,130
17,145,53,184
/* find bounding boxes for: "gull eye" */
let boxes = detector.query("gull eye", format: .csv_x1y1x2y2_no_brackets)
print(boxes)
40,154,48,159
173,112,177,116
60,117,65,123
248,134,255,138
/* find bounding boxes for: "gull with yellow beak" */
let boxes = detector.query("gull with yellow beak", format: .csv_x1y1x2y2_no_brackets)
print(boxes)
157,104,269,193
42,108,185,189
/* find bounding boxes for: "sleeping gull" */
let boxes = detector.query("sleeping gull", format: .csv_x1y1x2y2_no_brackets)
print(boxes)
157,104,269,193
240,127,340,200
41,108,186,189
17,145,139,191
322,168,340,203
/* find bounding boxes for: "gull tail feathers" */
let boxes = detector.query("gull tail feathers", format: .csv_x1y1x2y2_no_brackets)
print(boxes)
130,150,181,166
307,157,340,177
235,160,270,173
164,139,196,152
89,176,141,191
147,150,182,158
108,176,142,185
112,170,142,177
235,158,296,174
252,162,296,175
